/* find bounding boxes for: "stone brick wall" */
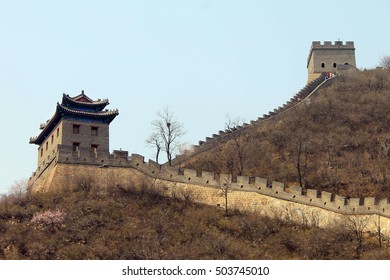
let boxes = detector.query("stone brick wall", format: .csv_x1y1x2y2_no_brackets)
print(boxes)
29,151,390,236
307,41,356,83
171,73,332,166
61,119,110,155
37,122,63,170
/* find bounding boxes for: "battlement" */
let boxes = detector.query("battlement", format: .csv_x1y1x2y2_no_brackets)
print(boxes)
28,143,390,219
128,155,390,217
172,73,332,165
307,41,356,79
308,41,355,66
311,41,355,48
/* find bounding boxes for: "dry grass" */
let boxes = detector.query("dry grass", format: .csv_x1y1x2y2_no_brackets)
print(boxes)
185,69,390,198
0,182,389,259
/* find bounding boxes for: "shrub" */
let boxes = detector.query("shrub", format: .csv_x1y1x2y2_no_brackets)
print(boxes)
30,209,66,232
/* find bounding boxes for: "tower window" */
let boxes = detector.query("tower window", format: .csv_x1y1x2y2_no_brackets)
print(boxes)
57,128,60,137
46,142,48,151
91,144,98,153
40,148,43,157
345,62,349,65
72,142,80,152
73,124,80,134
51,135,54,144
321,63,325,68
91,144,98,158
91,126,98,136
333,63,337,68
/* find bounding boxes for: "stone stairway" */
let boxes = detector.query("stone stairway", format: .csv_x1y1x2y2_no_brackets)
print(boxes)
172,73,331,165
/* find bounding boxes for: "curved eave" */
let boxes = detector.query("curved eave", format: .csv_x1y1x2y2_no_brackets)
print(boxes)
61,94,109,111
29,103,119,145
59,104,119,123
29,105,61,145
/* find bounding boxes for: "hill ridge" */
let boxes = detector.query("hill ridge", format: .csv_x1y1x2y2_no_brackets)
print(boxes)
172,73,331,165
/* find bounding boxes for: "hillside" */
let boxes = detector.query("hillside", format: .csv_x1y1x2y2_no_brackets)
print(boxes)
0,184,389,260
3,70,390,260
182,69,390,198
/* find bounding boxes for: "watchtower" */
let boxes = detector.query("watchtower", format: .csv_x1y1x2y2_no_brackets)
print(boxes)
307,41,356,83
29,91,119,173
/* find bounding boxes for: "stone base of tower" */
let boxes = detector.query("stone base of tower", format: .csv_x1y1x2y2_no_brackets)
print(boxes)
28,162,147,192
307,72,323,84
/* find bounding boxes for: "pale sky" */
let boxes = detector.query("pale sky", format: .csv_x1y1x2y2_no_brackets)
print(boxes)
0,0,389,194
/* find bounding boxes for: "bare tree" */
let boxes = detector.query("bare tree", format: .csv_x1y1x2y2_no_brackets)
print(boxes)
8,178,28,205
292,136,312,189
225,117,247,176
375,212,383,249
379,56,390,69
73,171,96,193
373,138,390,191
149,107,185,166
344,215,371,258
146,132,163,163
217,174,233,216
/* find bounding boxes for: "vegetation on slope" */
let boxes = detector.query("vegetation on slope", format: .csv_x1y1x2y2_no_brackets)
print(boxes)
0,181,389,260
3,69,390,260
184,69,390,198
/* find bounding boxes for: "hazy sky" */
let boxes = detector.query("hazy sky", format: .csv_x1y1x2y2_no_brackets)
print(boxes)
0,0,389,194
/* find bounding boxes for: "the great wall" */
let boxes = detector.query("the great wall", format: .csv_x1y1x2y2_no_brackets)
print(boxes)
28,142,390,235
171,72,331,165
29,41,390,234
173,41,356,164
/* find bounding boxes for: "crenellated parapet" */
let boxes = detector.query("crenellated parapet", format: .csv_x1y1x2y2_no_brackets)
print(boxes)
54,146,390,215
28,144,390,220
307,41,355,66
307,40,356,83
311,41,355,48
172,73,332,166
120,153,390,218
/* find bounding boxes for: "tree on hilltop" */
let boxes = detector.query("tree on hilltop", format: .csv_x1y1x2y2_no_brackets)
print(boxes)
379,56,390,69
146,132,163,164
147,107,185,166
224,117,247,176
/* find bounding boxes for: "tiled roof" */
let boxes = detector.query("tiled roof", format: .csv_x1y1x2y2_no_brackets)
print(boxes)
61,92,109,111
29,93,119,145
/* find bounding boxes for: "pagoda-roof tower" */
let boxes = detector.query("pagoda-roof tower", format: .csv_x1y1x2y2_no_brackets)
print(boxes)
29,91,119,145
61,92,110,112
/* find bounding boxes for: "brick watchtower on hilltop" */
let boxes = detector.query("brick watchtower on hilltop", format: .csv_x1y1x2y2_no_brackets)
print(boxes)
29,91,119,189
307,41,356,83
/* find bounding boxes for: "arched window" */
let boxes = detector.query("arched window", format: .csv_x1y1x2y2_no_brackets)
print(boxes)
345,62,349,65
321,63,325,68
333,63,337,68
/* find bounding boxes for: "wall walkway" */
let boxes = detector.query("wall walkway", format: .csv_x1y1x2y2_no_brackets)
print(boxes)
29,149,390,235
171,73,332,165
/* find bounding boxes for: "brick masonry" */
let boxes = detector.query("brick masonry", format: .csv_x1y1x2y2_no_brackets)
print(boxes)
28,152,390,236
307,41,356,83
